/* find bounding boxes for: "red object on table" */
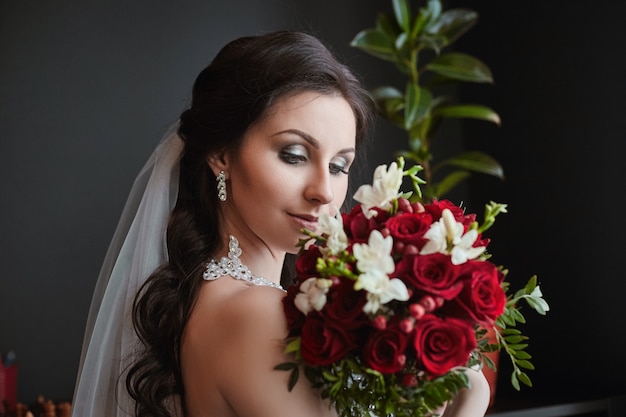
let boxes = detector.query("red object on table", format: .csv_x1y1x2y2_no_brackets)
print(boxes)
0,362,18,413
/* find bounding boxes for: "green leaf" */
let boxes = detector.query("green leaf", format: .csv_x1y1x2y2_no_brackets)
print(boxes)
284,337,301,354
411,0,439,36
503,335,527,344
511,309,526,324
395,32,409,51
428,9,478,45
288,367,299,391
274,362,295,371
376,12,400,38
435,104,501,125
432,170,470,198
322,370,338,382
517,371,533,387
516,360,535,370
350,29,397,62
427,52,494,83
437,151,504,179
482,354,496,371
511,372,521,391
372,86,404,118
524,275,538,293
508,344,529,351
392,0,411,32
513,350,532,360
404,83,432,129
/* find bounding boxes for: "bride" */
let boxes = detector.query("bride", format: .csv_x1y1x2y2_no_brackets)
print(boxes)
72,31,489,417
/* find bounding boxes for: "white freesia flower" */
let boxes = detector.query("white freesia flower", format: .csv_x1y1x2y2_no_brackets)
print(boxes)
353,162,403,219
352,230,395,275
353,230,409,314
358,270,410,314
294,277,333,314
420,208,486,265
317,212,348,255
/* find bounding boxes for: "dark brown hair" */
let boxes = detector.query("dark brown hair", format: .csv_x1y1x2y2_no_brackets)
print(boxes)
126,30,373,417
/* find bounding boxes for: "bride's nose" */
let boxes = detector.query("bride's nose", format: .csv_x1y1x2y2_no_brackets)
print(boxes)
304,169,334,205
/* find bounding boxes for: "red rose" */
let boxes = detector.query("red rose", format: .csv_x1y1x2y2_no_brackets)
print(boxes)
363,321,410,374
385,212,433,250
282,284,305,336
413,314,476,377
322,278,369,330
395,253,463,301
424,199,476,228
295,245,322,279
342,205,389,243
445,260,506,325
300,312,358,366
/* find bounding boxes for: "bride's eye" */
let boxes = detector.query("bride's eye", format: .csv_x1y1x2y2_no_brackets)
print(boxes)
279,145,308,165
329,156,351,176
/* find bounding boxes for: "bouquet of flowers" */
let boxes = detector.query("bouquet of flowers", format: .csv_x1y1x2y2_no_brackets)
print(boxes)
277,159,549,417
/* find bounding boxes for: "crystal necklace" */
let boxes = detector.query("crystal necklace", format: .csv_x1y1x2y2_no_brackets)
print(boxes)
203,235,285,291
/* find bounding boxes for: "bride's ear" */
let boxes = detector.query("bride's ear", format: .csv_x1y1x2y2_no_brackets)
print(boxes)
206,151,231,177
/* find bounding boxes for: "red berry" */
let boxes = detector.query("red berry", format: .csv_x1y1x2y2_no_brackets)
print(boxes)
373,315,387,330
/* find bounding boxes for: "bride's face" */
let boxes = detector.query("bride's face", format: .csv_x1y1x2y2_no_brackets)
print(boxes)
220,91,357,254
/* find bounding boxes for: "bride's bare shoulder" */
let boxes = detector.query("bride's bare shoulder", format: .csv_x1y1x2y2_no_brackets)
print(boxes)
184,281,333,417
186,279,287,347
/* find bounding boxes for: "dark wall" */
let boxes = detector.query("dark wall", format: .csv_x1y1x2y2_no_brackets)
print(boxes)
452,0,626,404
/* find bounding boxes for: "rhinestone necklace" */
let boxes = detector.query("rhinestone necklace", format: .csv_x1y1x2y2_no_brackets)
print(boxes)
203,235,285,291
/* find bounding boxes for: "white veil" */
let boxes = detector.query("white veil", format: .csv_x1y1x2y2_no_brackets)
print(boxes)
72,126,183,417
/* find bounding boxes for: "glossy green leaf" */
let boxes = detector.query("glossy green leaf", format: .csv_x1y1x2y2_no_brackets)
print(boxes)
372,86,403,101
437,151,504,179
376,12,400,38
413,0,441,36
392,0,411,32
287,367,299,391
350,29,396,62
427,52,494,83
432,170,470,198
274,362,295,371
404,83,432,130
373,86,405,126
436,104,501,125
428,9,478,45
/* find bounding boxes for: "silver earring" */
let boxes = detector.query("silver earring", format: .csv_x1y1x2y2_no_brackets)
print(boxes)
217,170,227,202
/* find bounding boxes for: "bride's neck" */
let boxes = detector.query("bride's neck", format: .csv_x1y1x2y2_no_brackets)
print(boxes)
217,233,286,285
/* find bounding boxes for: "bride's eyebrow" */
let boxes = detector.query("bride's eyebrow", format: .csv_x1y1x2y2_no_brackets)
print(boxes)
273,129,355,155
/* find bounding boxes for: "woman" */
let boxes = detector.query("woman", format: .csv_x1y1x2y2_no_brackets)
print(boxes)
72,31,489,417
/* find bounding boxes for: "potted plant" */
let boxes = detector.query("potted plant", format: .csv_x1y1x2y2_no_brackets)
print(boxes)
351,0,503,202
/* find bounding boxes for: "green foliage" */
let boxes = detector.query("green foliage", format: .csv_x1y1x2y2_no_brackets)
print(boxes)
351,0,503,201
494,275,550,390
278,356,471,417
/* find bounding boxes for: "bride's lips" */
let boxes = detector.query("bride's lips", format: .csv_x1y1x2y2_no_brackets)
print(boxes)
288,213,319,231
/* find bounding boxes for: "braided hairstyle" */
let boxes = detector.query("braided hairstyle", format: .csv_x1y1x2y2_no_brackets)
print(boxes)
125,31,373,417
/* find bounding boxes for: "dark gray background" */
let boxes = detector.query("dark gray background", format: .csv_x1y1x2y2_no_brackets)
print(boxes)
1,0,625,409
